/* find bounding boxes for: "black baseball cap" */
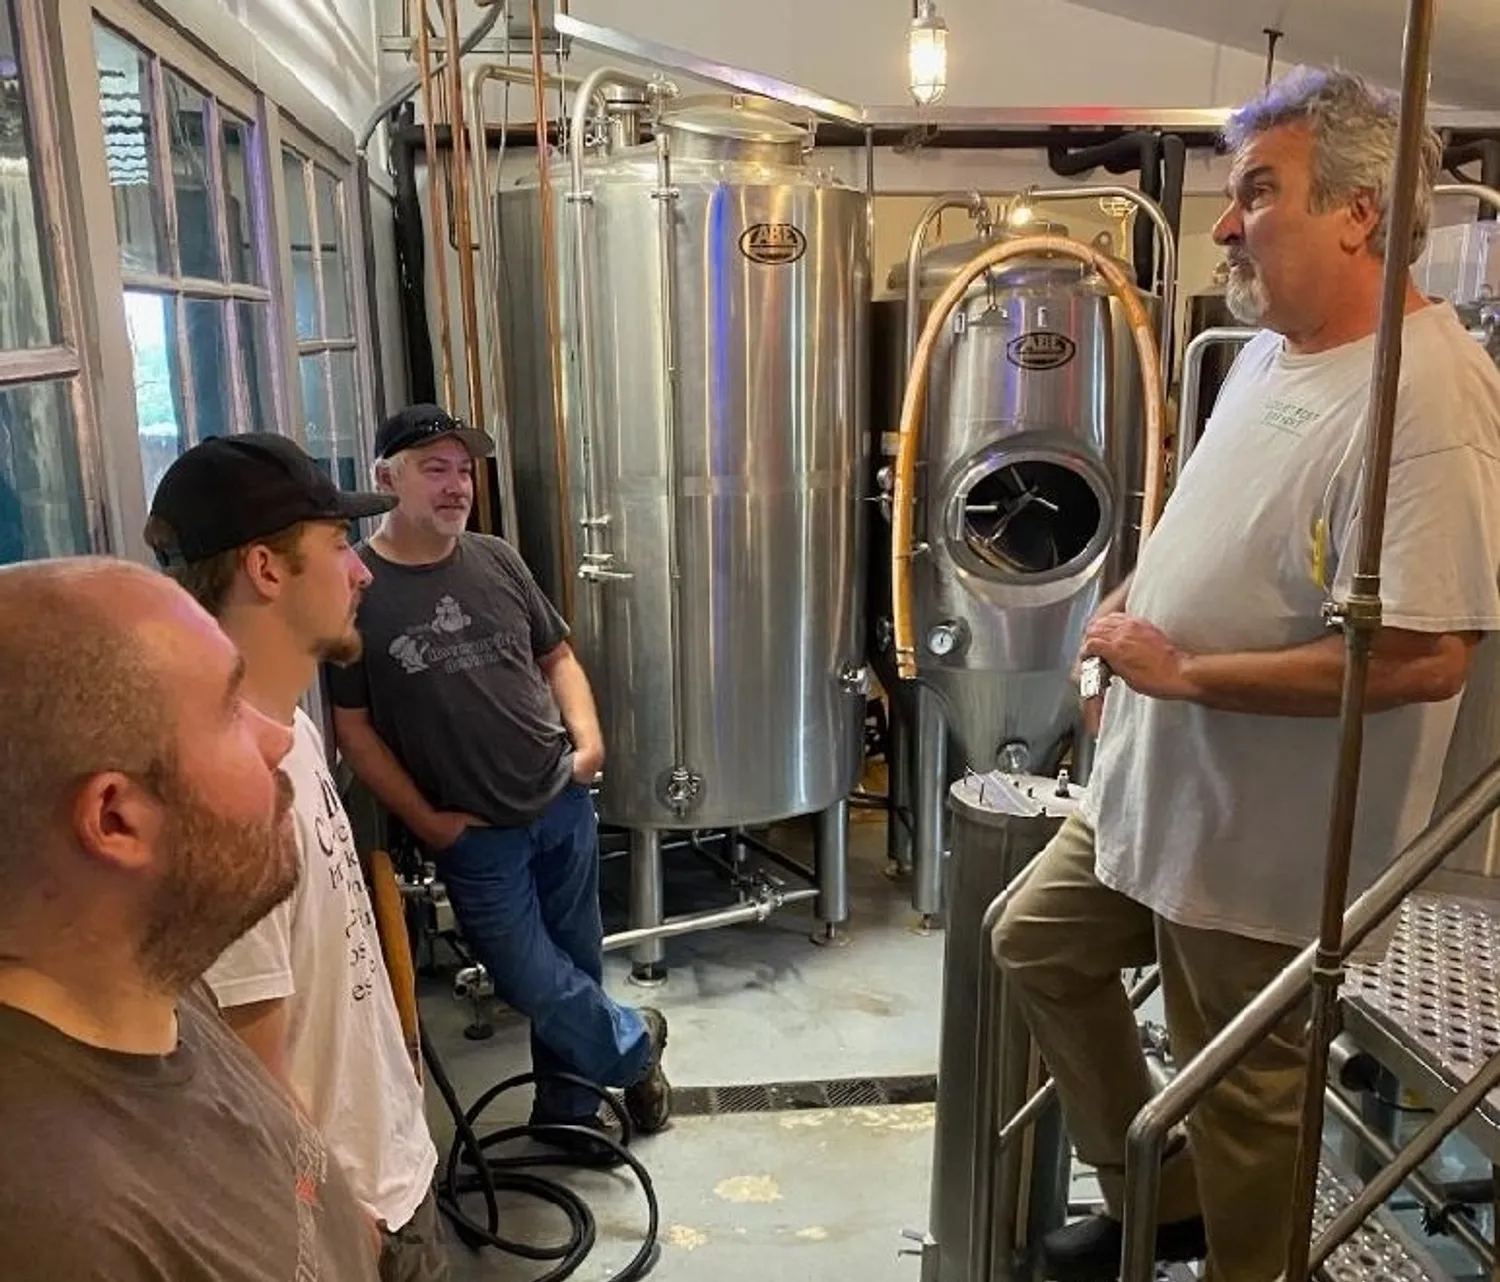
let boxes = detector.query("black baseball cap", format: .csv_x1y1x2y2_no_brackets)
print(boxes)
145,432,397,566
375,403,495,461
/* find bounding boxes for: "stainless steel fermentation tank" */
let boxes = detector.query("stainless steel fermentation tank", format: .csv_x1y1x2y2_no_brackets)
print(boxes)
494,83,870,974
870,191,1173,919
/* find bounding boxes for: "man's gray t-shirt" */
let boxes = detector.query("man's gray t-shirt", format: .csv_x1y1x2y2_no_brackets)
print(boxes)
327,533,574,827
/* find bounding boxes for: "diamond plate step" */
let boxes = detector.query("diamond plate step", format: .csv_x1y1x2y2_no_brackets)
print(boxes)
1315,1153,1445,1282
1344,892,1500,1158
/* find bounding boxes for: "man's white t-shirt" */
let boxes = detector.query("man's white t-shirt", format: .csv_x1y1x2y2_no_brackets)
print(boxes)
205,709,437,1229
1082,301,1500,949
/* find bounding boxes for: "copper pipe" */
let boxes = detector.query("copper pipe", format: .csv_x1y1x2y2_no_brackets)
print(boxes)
412,0,456,411
890,235,1166,681
437,0,492,533
467,61,582,546
529,0,574,620
1282,2,1437,1278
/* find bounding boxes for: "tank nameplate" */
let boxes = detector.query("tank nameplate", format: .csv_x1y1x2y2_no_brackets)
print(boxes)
1006,330,1077,371
739,222,807,266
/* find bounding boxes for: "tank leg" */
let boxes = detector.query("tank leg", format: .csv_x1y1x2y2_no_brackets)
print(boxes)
811,797,851,947
628,828,667,987
912,685,948,928
886,697,914,878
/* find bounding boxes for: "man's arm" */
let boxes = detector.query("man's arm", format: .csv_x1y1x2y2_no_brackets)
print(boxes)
331,705,481,850
539,641,605,781
1083,614,1477,716
221,998,295,1090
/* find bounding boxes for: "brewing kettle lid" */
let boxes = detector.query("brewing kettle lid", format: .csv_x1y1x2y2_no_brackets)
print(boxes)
948,769,1088,823
886,223,1074,292
658,93,809,146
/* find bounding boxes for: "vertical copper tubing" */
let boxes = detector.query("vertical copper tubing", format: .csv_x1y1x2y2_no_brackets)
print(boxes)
529,0,574,619
412,0,456,411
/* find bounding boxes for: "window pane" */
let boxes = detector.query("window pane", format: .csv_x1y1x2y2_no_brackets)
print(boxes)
300,352,331,472
164,73,218,280
283,149,317,339
0,0,59,348
124,290,185,503
238,300,272,432
0,379,90,562
328,348,360,489
221,114,258,285
184,298,231,439
93,24,168,275
315,168,350,339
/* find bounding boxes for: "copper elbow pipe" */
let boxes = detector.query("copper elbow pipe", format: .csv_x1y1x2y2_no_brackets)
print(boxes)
890,234,1167,681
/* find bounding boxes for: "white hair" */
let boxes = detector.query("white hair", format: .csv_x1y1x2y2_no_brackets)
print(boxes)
1223,66,1443,263
370,453,406,489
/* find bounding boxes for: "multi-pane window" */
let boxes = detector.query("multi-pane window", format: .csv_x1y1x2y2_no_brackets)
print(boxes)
93,21,275,503
282,145,363,491
0,0,94,563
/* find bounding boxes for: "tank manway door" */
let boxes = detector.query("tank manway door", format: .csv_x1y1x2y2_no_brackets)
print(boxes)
958,459,1103,576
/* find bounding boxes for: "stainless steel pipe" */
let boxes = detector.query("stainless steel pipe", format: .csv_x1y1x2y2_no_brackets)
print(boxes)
1174,326,1254,478
1118,750,1500,1282
814,798,851,937
626,827,666,980
604,887,819,953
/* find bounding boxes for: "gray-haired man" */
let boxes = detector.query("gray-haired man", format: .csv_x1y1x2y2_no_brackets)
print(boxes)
994,67,1500,1281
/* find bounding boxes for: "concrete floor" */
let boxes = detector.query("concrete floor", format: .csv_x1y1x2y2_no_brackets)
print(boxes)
414,800,1495,1282
419,807,945,1281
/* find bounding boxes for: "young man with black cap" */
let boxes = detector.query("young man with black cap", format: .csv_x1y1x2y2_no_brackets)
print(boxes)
326,404,671,1142
144,432,447,1282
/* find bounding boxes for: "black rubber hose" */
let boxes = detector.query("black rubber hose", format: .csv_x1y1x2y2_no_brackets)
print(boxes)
419,1023,662,1282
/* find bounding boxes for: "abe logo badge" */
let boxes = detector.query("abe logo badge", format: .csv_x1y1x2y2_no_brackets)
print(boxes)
738,223,807,266
1006,331,1077,371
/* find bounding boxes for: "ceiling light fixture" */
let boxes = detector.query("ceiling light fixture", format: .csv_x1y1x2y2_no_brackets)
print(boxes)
908,0,949,107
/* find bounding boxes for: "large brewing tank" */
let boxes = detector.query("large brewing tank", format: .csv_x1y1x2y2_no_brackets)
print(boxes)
494,93,871,831
872,224,1150,775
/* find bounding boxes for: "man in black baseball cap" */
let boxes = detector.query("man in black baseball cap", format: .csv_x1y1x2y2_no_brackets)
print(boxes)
374,404,495,462
144,432,448,1282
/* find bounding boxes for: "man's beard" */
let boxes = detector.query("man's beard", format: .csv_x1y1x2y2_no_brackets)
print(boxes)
318,625,363,667
137,768,299,992
1225,257,1270,326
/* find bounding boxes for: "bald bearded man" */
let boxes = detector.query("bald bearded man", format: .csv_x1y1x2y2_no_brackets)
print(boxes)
0,558,378,1282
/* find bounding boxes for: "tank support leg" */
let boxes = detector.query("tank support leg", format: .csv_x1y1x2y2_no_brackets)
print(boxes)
912,685,948,927
812,797,851,946
886,697,914,877
627,828,667,986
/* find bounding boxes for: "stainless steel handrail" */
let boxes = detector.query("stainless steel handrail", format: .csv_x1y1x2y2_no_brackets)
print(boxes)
1118,751,1500,1281
1174,326,1254,478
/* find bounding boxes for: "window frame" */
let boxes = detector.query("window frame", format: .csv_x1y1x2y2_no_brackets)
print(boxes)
277,117,376,492
55,0,381,560
2,0,111,556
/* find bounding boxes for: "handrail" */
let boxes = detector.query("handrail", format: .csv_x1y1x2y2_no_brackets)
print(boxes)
972,878,1163,1280
1434,180,1500,214
1174,326,1254,479
1117,750,1500,1281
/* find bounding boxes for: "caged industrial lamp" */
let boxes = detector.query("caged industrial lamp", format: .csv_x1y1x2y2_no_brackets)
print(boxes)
908,0,949,106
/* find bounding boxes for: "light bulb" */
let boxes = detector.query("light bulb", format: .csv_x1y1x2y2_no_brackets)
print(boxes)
908,0,948,107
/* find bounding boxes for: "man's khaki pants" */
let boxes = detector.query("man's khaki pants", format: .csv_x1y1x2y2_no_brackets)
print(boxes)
992,814,1310,1282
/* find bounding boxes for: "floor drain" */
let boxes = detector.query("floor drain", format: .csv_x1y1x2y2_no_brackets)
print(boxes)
671,1073,937,1118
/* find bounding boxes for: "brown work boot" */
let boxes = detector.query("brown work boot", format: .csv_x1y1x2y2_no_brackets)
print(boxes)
623,1007,671,1134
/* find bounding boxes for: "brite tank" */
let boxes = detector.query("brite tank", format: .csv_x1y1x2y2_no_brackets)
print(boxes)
494,93,871,830
874,227,1147,774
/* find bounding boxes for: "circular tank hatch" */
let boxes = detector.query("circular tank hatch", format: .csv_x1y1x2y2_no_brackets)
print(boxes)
943,446,1114,586
961,461,1100,574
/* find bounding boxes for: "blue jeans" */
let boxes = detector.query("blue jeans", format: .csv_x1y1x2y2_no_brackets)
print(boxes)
437,782,650,1120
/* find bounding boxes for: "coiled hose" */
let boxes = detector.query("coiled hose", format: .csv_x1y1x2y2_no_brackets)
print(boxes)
419,1028,662,1282
371,849,661,1281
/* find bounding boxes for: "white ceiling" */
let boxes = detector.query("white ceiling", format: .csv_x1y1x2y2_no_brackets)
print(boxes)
1070,0,1500,110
